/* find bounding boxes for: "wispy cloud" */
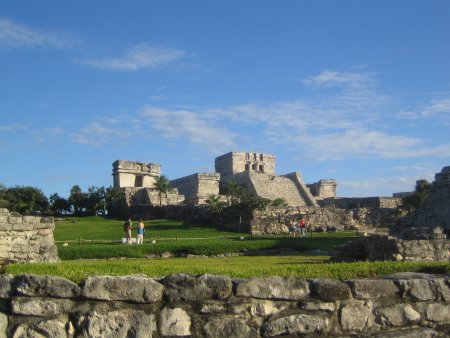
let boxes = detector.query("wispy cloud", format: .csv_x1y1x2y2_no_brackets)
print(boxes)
70,121,135,146
32,127,64,142
84,43,186,71
140,106,238,154
0,17,80,50
303,69,375,88
397,96,450,124
0,123,26,132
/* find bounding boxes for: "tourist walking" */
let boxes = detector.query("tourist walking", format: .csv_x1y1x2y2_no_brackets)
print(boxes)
289,217,298,237
123,217,132,244
136,219,145,244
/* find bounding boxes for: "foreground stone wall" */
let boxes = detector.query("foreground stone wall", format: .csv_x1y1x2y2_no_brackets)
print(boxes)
0,209,59,264
0,273,449,337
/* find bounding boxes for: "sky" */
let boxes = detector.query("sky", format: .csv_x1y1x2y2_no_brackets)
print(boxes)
1,1,449,198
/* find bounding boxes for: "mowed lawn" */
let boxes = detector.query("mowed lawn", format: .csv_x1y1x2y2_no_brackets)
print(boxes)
5,216,449,281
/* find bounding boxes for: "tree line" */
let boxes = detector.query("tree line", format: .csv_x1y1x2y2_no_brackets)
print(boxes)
0,184,124,216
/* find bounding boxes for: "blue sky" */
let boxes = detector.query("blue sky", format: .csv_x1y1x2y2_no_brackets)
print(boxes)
1,1,449,198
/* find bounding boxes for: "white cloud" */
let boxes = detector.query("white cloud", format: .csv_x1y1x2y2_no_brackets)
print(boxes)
140,106,238,154
32,128,64,142
0,17,79,50
396,96,450,123
303,70,375,88
84,43,185,71
70,121,134,146
0,123,26,132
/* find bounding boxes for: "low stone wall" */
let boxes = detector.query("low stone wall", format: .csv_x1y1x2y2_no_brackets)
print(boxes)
0,209,59,264
332,233,449,262
0,273,449,337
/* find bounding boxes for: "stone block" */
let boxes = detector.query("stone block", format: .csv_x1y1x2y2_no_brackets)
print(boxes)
161,273,222,302
204,316,257,338
398,279,437,301
340,301,374,332
12,223,34,231
8,216,22,224
301,301,336,312
425,303,450,322
11,297,73,317
375,303,421,327
348,279,398,299
77,309,156,338
0,223,12,231
235,276,309,300
14,274,81,298
159,307,191,336
12,316,73,338
198,274,233,299
22,216,39,224
0,275,13,299
434,278,450,302
82,275,164,303
0,312,7,338
369,327,439,338
262,313,330,336
310,278,352,301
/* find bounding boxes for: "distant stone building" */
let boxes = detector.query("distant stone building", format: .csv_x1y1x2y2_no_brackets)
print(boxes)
113,151,339,208
112,160,160,188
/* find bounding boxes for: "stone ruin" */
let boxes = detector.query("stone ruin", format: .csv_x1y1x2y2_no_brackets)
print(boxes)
0,209,59,264
114,151,334,210
332,166,450,262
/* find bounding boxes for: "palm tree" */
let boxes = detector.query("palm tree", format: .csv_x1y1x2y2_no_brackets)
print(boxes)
153,175,173,207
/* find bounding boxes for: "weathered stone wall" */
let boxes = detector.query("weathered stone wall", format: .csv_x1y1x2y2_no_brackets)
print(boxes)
171,173,220,205
407,166,450,233
307,179,337,199
1,273,449,337
217,205,399,235
112,160,161,188
0,209,59,263
221,171,318,207
215,151,276,177
325,196,402,210
332,232,449,262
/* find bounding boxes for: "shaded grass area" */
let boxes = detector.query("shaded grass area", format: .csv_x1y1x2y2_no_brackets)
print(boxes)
5,257,449,283
56,237,352,260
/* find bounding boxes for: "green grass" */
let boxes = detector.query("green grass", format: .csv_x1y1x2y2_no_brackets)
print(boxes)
5,257,449,283
54,216,247,242
55,237,352,260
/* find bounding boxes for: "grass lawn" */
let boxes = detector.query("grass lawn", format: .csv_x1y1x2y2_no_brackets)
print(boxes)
5,257,449,283
7,216,446,282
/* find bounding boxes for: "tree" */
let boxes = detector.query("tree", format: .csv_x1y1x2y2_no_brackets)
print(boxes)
86,186,107,216
153,175,173,207
400,179,431,213
49,193,70,215
68,185,88,216
224,181,246,206
206,195,225,214
105,186,125,215
2,185,49,215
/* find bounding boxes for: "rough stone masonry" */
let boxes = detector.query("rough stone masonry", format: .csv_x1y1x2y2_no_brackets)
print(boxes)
0,273,449,337
0,209,59,264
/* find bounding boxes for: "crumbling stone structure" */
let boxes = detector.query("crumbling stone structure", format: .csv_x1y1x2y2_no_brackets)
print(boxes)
170,173,221,205
0,209,59,264
333,166,450,262
1,273,449,337
307,179,337,200
112,160,161,188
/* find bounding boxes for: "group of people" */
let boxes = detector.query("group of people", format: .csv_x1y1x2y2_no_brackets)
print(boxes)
288,215,307,237
123,218,145,244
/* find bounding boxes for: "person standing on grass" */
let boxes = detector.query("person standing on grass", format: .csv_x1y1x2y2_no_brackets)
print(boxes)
124,217,132,244
300,217,306,237
136,219,145,244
